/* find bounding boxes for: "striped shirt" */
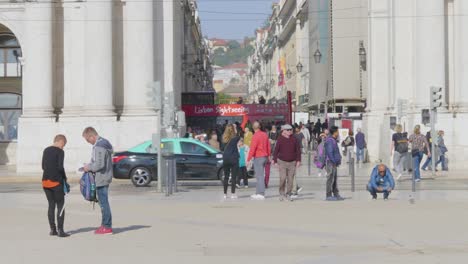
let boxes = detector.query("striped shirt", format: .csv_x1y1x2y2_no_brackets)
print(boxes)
409,133,429,152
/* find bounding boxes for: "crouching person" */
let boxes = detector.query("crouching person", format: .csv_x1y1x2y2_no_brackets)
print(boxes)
367,164,395,200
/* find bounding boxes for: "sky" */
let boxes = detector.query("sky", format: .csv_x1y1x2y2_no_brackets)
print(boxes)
197,0,276,41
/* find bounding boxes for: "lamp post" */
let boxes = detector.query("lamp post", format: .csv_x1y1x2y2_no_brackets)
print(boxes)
358,40,367,100
314,42,322,64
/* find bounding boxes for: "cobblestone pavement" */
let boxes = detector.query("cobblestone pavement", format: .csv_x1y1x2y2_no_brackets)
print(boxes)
1,161,468,263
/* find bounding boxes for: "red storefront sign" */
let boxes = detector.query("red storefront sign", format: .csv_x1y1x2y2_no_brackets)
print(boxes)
182,104,290,118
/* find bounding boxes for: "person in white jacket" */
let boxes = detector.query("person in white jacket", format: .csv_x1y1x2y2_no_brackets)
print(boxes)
300,124,310,151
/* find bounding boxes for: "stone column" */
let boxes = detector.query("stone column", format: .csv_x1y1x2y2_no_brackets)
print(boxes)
82,0,114,116
413,0,445,109
454,0,468,109
62,2,85,116
121,0,155,116
21,3,54,117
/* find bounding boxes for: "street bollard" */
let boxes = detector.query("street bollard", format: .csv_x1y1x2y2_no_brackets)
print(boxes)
411,153,416,193
162,152,177,196
307,144,312,176
349,149,355,192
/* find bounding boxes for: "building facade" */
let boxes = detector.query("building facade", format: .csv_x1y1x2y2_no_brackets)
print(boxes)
365,0,468,169
0,0,211,173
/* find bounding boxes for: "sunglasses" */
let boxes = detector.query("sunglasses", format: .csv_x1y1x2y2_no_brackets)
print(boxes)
286,129,292,131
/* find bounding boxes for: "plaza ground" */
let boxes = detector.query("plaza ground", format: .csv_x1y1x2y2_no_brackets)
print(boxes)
1,162,468,263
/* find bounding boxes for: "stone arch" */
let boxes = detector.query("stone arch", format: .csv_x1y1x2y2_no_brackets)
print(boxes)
0,22,22,165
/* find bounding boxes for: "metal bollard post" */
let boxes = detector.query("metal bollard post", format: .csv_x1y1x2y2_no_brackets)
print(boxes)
307,144,311,176
349,149,355,192
172,158,178,193
411,153,416,193
165,158,170,196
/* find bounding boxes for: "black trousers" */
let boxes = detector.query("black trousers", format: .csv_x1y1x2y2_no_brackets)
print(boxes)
236,166,248,186
43,185,65,230
223,163,239,194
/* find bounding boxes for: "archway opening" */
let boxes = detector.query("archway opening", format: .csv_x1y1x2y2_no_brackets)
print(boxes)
0,24,22,165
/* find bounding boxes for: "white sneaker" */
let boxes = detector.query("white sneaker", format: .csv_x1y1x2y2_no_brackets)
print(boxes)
415,178,421,182
255,194,265,200
250,194,258,199
231,194,238,199
397,173,402,180
223,194,227,199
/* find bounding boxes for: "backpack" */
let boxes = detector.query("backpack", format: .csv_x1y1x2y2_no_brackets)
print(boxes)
395,133,409,153
314,141,326,169
80,172,98,203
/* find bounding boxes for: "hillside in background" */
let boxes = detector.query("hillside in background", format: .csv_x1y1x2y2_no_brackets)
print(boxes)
211,39,254,67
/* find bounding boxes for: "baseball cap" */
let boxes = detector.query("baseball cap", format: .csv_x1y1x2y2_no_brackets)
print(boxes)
281,124,293,130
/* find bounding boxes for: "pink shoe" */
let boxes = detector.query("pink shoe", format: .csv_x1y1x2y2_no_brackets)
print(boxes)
94,226,104,234
95,227,113,235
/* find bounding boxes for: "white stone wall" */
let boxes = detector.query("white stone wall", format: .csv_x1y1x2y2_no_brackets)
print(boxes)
366,0,468,169
0,2,180,173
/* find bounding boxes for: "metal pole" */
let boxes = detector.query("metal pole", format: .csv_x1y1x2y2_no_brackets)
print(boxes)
307,144,311,176
431,109,436,176
173,158,178,193
349,149,355,192
411,152,416,193
165,157,169,196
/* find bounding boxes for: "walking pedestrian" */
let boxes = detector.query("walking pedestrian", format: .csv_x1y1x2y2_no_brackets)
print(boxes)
409,125,431,182
243,127,253,147
355,128,366,164
391,124,409,180
273,124,301,201
237,138,249,188
421,131,434,171
435,130,448,171
82,127,114,235
341,130,355,163
221,124,241,199
301,124,311,151
208,132,220,151
314,119,322,138
325,126,344,201
247,121,271,200
42,134,70,237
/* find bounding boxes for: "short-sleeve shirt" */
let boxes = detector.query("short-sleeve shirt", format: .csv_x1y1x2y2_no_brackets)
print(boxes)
409,134,427,152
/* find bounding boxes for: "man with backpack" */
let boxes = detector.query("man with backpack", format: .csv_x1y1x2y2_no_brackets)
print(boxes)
391,124,409,180
324,126,343,201
273,124,301,201
82,127,114,235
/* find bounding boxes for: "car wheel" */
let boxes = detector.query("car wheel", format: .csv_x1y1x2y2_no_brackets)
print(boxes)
130,167,152,187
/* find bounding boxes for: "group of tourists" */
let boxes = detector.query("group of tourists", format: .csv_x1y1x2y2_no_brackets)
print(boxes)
41,127,114,238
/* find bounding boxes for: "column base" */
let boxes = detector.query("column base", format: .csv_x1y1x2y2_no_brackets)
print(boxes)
16,115,158,174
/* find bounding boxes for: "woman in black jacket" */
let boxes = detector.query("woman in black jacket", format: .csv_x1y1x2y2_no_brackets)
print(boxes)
222,124,241,199
42,134,70,237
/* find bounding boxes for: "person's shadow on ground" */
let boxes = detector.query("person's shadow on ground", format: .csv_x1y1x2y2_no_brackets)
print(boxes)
68,225,151,235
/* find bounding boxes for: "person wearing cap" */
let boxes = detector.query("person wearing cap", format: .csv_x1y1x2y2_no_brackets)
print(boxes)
273,124,301,201
367,164,395,200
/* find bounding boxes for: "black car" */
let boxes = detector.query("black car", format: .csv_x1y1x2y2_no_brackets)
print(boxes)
113,138,225,187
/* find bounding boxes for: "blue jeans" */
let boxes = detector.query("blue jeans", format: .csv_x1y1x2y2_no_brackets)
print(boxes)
421,156,432,170
412,151,423,180
436,154,447,170
356,148,364,162
97,186,112,228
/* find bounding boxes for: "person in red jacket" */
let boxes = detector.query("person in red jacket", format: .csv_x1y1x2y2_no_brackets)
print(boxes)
247,121,271,200
273,124,301,201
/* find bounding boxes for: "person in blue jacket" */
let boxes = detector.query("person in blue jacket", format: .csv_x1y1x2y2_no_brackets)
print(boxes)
367,164,395,200
324,126,343,201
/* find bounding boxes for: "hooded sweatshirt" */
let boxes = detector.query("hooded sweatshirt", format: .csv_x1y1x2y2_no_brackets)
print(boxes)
89,137,114,187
